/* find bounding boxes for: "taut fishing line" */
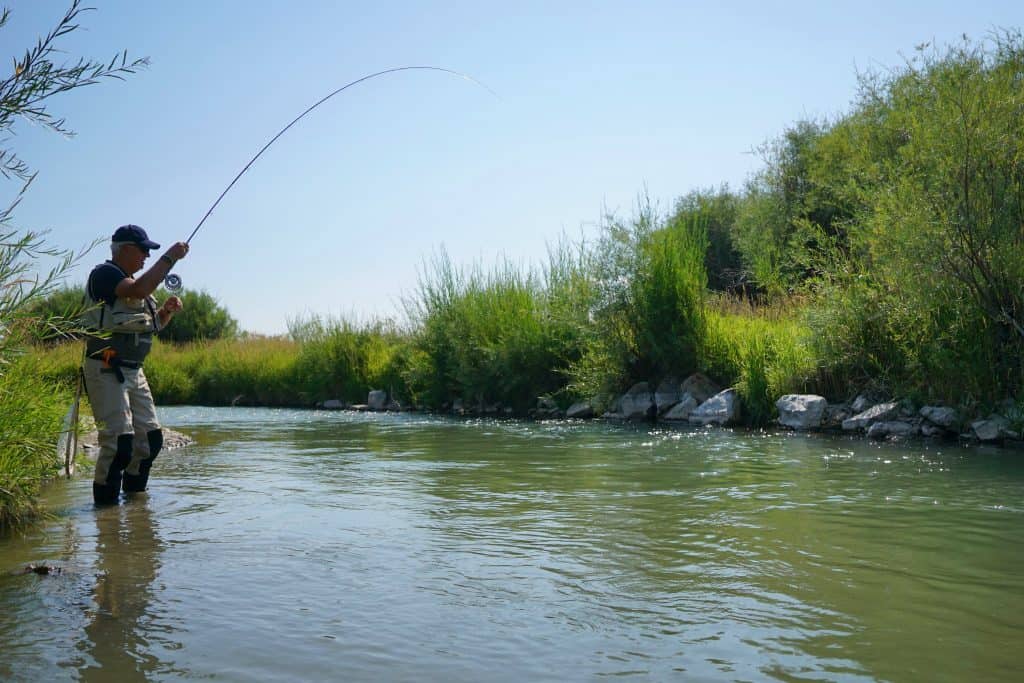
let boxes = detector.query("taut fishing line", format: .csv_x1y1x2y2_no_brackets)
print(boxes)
163,65,497,292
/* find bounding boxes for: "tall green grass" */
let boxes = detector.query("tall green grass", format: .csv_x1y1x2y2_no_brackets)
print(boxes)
30,320,411,410
700,298,819,424
567,202,709,401
404,249,586,411
0,353,73,529
145,336,298,406
290,316,407,405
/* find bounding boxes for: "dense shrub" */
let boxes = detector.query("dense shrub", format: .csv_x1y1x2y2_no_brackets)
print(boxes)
670,187,744,293
290,316,407,405
404,250,585,412
568,199,708,399
804,31,1024,403
158,288,239,343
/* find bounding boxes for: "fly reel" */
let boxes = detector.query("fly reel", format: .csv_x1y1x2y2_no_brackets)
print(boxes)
163,273,183,292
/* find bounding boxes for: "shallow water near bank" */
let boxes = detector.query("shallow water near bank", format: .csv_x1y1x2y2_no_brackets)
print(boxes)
2,407,1023,682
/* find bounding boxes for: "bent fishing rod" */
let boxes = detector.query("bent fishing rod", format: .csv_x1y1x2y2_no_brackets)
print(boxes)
162,65,496,292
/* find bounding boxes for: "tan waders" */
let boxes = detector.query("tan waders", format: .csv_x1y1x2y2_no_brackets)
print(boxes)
83,357,163,505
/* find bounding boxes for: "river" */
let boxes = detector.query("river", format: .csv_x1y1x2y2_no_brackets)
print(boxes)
2,407,1023,681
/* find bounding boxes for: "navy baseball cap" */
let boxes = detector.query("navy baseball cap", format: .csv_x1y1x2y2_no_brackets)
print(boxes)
111,224,160,251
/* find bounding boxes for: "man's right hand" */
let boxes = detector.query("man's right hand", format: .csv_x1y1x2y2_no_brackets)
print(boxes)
166,242,190,261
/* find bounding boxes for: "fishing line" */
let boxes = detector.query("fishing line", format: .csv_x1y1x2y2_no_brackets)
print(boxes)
163,65,496,292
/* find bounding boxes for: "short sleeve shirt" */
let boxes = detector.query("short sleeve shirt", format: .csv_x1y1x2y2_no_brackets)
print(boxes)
87,261,128,307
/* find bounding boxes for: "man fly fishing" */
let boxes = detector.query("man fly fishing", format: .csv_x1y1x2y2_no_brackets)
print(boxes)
83,225,189,505
71,66,490,506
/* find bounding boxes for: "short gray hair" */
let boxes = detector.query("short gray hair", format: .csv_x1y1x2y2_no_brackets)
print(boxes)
111,241,130,258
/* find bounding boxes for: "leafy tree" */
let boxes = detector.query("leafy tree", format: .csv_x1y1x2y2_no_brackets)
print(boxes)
158,288,239,343
806,31,1024,402
733,119,859,296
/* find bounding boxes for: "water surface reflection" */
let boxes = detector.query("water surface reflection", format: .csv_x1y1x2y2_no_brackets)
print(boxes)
0,408,1022,681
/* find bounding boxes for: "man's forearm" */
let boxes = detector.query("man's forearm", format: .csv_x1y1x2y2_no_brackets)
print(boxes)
127,255,176,298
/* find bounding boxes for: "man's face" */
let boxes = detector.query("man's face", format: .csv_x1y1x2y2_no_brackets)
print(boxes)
121,242,150,275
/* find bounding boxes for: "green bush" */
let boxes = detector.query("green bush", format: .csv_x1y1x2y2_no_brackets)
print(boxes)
568,199,708,398
405,249,586,412
700,305,819,424
290,316,407,405
158,288,239,343
799,31,1024,404
0,354,71,528
670,187,744,293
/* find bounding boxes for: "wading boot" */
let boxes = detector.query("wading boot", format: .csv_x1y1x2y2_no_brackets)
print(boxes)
94,433,133,505
123,428,163,493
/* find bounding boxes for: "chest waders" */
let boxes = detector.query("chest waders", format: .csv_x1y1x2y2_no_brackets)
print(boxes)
82,291,166,505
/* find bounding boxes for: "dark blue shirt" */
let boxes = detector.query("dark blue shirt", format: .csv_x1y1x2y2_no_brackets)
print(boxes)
87,261,128,307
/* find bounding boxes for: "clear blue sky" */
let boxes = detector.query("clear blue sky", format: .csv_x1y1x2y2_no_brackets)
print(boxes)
6,1,1022,334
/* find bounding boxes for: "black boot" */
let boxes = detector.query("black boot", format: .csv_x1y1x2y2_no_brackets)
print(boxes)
93,481,120,505
95,434,133,505
123,429,162,493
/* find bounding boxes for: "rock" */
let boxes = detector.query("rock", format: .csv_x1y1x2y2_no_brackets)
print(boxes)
867,420,917,440
618,382,655,420
842,402,898,431
920,405,959,429
662,394,698,421
851,395,875,413
163,428,194,450
654,378,682,415
776,394,827,430
537,396,558,411
566,400,594,419
385,399,403,412
689,389,740,426
971,415,1015,442
367,390,387,411
824,403,851,429
680,373,721,405
452,398,465,415
898,400,917,418
321,399,345,410
921,422,948,438
533,397,562,418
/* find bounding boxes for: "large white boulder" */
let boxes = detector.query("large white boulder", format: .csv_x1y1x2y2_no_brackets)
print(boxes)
776,394,827,430
971,415,1017,442
688,389,741,426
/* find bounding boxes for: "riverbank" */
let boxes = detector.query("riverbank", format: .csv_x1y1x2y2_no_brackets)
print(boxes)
315,382,1024,452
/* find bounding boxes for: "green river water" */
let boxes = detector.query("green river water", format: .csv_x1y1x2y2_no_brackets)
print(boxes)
1,406,1022,682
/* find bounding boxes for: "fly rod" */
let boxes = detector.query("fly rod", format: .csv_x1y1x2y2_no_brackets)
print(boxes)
163,65,496,292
